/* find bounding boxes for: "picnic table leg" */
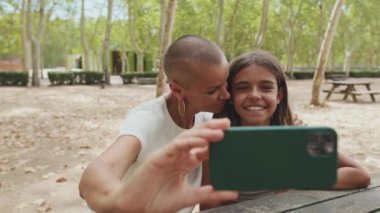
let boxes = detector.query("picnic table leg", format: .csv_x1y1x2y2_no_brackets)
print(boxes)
325,85,338,100
369,94,376,102
351,94,358,102
365,84,376,102
343,85,354,101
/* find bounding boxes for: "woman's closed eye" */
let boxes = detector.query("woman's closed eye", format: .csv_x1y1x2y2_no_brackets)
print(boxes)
206,88,218,95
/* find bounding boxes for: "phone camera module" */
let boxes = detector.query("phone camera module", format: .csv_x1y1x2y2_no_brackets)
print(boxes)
307,133,335,157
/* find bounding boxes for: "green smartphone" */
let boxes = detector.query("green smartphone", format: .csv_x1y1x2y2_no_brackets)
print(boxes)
209,126,337,191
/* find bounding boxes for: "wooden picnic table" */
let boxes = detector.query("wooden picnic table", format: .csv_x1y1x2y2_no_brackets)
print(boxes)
200,171,380,213
323,80,380,102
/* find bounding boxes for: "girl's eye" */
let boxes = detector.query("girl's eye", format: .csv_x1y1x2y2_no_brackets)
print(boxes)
234,86,249,92
262,86,274,90
261,85,275,91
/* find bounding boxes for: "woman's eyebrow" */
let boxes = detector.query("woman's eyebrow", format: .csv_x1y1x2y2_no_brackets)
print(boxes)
206,82,225,90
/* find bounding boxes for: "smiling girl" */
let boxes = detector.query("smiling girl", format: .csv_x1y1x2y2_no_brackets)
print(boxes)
202,51,371,209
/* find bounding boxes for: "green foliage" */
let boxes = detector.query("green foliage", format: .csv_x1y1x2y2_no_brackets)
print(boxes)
120,71,157,84
292,72,314,79
120,73,136,84
138,71,157,78
0,11,22,59
2,0,380,74
289,71,380,79
82,71,104,84
47,71,104,85
43,18,80,67
0,72,28,86
350,71,380,78
47,72,75,85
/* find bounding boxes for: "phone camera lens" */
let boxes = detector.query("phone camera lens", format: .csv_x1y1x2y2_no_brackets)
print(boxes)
321,133,333,143
307,133,334,157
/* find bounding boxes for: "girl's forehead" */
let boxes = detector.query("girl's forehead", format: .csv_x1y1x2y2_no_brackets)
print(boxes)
234,65,277,81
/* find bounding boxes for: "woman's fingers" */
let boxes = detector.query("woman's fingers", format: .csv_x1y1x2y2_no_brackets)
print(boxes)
185,185,238,207
199,118,231,130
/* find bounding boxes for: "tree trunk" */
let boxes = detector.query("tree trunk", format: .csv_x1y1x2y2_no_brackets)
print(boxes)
31,39,40,86
40,49,44,79
223,0,240,48
136,51,144,72
81,0,90,71
285,21,295,78
128,0,144,73
156,0,177,97
254,0,269,49
159,0,167,45
26,0,43,86
343,38,359,76
316,0,325,57
25,0,54,86
21,0,32,72
102,0,113,84
121,51,127,73
95,51,102,72
286,46,294,77
215,0,224,47
343,49,352,77
284,0,303,78
366,49,375,70
311,0,345,106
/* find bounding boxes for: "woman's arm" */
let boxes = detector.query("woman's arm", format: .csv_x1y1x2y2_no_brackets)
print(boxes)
79,135,141,212
80,118,238,213
332,152,371,189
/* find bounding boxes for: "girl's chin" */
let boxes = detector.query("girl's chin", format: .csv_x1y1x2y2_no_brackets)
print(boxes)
241,119,271,126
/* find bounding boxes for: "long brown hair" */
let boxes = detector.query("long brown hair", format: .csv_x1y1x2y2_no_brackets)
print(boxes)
214,50,293,126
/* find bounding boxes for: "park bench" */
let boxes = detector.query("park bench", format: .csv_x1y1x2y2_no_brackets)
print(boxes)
322,89,346,94
350,90,380,102
323,80,378,102
325,73,348,81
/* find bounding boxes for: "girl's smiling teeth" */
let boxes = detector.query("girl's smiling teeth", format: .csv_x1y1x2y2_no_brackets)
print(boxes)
245,105,265,111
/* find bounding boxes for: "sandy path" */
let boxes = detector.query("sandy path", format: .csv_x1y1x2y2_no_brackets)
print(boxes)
0,78,379,212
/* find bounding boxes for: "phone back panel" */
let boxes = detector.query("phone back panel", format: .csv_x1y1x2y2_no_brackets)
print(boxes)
210,126,337,191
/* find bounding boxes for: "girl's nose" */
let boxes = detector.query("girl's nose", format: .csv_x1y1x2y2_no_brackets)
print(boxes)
249,88,261,99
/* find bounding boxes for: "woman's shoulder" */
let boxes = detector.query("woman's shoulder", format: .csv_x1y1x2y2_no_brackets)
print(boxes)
127,96,165,116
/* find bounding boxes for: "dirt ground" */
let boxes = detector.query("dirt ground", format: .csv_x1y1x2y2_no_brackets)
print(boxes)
0,78,379,212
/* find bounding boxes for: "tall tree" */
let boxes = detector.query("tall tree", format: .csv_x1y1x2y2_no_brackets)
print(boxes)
21,0,31,71
103,0,113,84
80,0,90,71
215,0,224,46
156,0,177,97
223,0,240,49
311,0,345,105
254,0,269,49
26,0,43,86
127,0,142,72
283,0,304,78
124,0,159,73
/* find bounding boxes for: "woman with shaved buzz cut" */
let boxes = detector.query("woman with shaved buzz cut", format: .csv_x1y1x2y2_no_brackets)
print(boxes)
79,35,236,213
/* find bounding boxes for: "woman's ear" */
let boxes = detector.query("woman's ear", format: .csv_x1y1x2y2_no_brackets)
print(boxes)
169,80,182,99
